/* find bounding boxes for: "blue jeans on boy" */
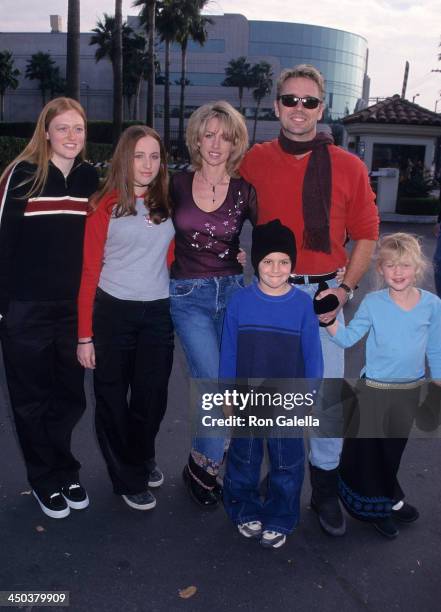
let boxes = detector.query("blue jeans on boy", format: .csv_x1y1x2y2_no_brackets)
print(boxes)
170,274,245,475
296,278,344,470
223,436,305,534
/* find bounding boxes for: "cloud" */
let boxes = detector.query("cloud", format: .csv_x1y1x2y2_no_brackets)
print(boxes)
377,0,416,10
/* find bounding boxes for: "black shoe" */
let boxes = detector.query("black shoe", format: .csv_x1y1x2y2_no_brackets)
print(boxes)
310,464,346,536
122,490,156,510
61,482,89,510
213,481,223,501
182,465,219,509
373,517,399,539
311,495,346,536
148,466,164,488
32,490,70,519
392,502,419,523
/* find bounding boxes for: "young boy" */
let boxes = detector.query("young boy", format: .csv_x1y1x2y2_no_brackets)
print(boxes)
220,219,323,548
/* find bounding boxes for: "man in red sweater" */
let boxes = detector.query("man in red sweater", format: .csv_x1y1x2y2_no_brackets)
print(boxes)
240,64,379,536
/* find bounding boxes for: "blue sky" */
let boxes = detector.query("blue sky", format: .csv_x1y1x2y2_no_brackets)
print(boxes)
1,0,439,111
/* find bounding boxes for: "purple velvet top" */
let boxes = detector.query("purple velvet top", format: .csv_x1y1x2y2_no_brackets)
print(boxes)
170,171,257,279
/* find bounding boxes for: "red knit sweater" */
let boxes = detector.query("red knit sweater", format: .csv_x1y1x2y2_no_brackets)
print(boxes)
240,140,379,275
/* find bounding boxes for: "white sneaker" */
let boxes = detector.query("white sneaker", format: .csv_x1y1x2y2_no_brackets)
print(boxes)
260,530,286,549
237,521,262,538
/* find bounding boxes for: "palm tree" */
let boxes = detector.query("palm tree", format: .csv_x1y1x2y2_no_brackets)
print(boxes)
90,12,133,144
49,67,66,100
66,0,80,100
90,14,133,62
123,33,149,119
113,0,123,146
250,61,273,145
0,50,20,121
222,56,252,115
156,0,182,151
175,2,211,155
133,0,157,127
25,52,60,107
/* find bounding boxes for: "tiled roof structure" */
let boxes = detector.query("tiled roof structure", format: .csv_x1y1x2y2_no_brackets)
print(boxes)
342,95,441,126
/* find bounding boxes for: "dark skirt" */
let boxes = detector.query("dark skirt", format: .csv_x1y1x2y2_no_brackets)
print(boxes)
338,381,420,521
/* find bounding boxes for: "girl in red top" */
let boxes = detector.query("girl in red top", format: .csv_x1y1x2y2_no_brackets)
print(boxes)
77,126,174,511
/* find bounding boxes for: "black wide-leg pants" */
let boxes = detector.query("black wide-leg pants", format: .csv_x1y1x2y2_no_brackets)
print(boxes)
92,289,174,496
338,383,419,521
1,300,85,495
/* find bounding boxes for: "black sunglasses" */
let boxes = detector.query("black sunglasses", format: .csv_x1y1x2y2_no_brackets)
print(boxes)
277,94,321,109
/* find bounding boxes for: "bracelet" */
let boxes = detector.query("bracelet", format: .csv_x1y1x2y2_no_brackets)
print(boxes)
78,339,93,345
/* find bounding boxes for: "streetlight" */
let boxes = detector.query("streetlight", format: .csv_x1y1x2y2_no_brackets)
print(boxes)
435,99,441,113
412,93,420,103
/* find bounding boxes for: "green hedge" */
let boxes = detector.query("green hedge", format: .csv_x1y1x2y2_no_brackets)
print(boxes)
85,142,112,165
0,136,112,173
396,197,440,215
0,123,36,139
0,136,29,171
0,121,145,144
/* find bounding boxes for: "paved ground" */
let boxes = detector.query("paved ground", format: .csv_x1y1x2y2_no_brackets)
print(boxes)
0,222,440,612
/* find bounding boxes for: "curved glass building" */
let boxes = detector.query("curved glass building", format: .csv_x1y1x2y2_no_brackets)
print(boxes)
248,20,369,119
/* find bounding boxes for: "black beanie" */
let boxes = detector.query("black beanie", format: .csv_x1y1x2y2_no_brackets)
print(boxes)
251,219,297,275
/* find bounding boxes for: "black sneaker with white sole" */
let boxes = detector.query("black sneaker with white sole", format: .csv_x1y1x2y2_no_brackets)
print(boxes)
61,483,89,510
122,490,156,510
392,502,419,523
32,490,70,519
148,466,164,488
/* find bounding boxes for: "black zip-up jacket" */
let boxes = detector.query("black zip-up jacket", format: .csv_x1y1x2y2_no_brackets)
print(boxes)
0,159,99,317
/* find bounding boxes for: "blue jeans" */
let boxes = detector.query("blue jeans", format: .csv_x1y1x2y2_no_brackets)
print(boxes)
296,278,344,470
433,232,441,298
170,274,245,473
223,436,305,534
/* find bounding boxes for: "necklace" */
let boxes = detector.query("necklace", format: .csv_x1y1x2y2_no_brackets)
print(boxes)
197,171,230,205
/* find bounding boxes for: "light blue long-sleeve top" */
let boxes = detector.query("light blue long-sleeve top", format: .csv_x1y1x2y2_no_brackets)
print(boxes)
330,288,441,381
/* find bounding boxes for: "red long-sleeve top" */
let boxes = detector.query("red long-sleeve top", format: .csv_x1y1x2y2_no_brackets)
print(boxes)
77,191,116,338
240,140,379,275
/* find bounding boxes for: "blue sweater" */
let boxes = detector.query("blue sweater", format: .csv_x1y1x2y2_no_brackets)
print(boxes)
219,282,323,379
331,288,441,381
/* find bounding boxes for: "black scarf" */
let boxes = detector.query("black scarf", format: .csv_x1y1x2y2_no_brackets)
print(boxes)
278,130,334,254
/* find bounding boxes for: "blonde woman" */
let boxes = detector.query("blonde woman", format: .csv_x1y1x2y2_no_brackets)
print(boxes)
0,98,98,519
169,101,257,508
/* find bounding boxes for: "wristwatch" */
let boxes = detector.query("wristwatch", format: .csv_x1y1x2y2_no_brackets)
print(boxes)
339,283,354,301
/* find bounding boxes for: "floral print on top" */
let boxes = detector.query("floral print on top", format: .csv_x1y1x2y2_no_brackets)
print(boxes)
170,171,257,279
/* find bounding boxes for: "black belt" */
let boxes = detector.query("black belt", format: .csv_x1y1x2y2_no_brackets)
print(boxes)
288,271,337,285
